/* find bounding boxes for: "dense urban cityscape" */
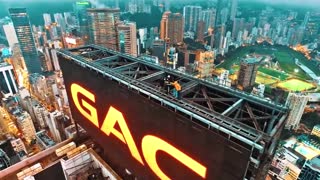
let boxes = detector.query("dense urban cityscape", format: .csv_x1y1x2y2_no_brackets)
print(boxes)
0,0,319,179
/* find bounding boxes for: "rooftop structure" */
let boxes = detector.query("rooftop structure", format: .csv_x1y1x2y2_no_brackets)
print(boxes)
36,130,56,150
57,45,289,179
298,155,320,180
60,148,121,180
311,125,320,138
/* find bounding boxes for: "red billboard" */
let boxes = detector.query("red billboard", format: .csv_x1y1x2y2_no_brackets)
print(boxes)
59,55,251,180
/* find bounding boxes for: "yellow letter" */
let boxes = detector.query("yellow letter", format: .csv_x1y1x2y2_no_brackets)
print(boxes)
100,106,144,165
71,83,99,127
141,135,207,180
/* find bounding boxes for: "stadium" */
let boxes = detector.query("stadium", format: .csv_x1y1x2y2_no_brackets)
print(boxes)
216,44,319,92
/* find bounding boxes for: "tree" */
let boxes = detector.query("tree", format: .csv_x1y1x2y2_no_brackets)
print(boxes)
300,112,320,129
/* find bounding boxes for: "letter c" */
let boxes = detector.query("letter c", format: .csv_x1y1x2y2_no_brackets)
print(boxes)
141,135,207,180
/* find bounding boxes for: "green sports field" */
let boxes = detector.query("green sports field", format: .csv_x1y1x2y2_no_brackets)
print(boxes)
276,79,315,92
215,44,320,92
255,73,279,85
217,44,320,80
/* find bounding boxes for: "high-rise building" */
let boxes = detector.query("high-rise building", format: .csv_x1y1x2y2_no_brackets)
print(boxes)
215,0,229,27
166,47,178,69
73,1,91,42
302,11,310,27
287,27,296,46
33,104,49,129
0,62,18,96
230,0,238,21
138,28,148,49
218,70,231,87
11,44,27,88
47,111,69,142
285,93,309,130
237,57,260,91
0,17,10,37
16,111,36,143
296,26,305,45
196,50,214,78
160,12,184,44
9,8,42,74
200,9,216,33
54,13,67,34
3,23,18,47
160,12,170,40
118,21,137,57
151,39,166,62
10,138,27,155
87,8,120,50
196,20,205,42
218,24,226,49
64,12,77,27
128,0,151,14
232,18,239,40
43,13,52,26
43,13,58,40
298,155,320,180
183,6,202,32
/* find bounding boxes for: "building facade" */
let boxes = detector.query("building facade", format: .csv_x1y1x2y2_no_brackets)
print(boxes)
16,111,36,143
237,57,260,91
200,9,216,33
196,51,215,78
87,8,120,51
160,12,184,44
117,21,137,57
0,63,18,96
3,23,18,47
183,6,202,32
285,93,309,130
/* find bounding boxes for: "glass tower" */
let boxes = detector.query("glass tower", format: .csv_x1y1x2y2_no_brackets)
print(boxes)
74,1,91,42
9,8,42,74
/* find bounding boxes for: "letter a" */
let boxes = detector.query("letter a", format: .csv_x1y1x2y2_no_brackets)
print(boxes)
100,106,144,165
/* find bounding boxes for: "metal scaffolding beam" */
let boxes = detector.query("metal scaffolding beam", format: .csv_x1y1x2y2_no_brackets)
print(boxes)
138,71,164,81
95,55,119,64
113,62,139,71
185,97,238,102
201,88,214,110
245,103,261,131
221,99,244,116
180,82,198,95
235,116,273,121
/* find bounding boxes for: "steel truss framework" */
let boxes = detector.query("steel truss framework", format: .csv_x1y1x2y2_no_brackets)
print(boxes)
58,45,289,180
